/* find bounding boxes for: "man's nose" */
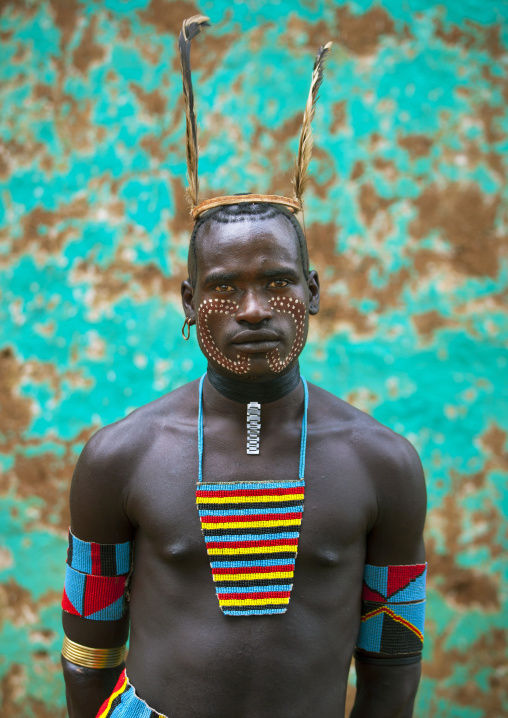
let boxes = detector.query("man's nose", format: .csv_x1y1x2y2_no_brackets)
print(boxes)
235,291,272,324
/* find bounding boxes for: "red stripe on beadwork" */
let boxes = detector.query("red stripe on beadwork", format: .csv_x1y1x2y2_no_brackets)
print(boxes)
217,591,291,600
202,512,303,524
196,487,304,498
91,542,101,575
205,539,299,549
212,564,294,574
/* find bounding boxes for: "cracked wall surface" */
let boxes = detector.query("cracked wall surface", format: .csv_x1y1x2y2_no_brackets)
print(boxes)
1,1,507,716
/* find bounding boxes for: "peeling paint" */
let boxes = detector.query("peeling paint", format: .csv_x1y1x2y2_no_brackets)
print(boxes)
1,1,507,716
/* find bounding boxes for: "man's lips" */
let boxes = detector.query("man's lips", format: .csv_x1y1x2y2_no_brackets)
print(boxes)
231,331,281,352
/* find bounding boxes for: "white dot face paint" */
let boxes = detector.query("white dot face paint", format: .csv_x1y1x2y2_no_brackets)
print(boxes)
267,297,306,373
196,298,251,375
196,295,307,376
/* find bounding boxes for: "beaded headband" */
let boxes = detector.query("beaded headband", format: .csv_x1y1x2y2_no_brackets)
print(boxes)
178,16,332,220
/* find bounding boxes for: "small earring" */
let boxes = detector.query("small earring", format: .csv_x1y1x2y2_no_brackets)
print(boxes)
182,317,192,341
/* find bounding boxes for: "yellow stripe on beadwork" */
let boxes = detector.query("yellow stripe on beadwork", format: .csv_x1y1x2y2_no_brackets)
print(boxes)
219,597,290,606
197,494,304,504
201,519,302,530
213,571,294,581
97,673,128,717
207,545,298,555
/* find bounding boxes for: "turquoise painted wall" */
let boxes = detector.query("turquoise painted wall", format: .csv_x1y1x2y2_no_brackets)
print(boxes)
1,1,507,716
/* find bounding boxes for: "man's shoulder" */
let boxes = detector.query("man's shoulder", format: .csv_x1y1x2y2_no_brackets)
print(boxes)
77,379,200,475
309,382,422,479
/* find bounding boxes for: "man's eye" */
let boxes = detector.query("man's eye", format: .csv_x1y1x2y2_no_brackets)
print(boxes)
268,279,289,288
213,284,235,292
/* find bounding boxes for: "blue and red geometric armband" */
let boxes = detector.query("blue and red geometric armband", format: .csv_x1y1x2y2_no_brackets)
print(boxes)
62,530,133,621
355,563,427,660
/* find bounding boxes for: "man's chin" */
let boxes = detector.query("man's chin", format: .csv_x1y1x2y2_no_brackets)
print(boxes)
209,355,295,382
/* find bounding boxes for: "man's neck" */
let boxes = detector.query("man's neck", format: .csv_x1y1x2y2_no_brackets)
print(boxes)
206,364,301,404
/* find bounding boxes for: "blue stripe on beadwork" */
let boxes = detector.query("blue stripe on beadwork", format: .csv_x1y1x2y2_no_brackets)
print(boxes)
64,564,85,614
210,558,297,568
199,484,304,492
215,585,293,594
68,530,131,576
86,596,125,622
205,532,299,543
117,683,152,718
199,506,304,517
223,608,287,615
386,571,427,604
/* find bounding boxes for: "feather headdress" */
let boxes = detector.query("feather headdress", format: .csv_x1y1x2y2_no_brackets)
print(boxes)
178,15,210,208
178,17,332,220
292,42,333,207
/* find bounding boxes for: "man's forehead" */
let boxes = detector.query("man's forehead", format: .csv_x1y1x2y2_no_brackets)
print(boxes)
195,214,302,267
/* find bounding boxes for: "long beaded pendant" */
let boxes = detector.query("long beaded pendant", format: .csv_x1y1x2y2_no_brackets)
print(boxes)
196,375,309,616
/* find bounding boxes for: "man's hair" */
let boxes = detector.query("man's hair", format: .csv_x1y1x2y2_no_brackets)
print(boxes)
187,202,310,286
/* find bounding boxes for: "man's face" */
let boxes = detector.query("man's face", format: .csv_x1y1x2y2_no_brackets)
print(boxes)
182,214,319,380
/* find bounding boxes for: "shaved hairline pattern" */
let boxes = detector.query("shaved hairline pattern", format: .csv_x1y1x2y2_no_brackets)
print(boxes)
187,202,310,287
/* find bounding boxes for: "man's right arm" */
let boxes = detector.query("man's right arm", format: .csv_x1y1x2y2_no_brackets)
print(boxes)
61,425,135,718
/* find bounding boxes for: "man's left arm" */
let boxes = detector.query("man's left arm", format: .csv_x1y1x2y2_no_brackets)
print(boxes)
350,430,427,718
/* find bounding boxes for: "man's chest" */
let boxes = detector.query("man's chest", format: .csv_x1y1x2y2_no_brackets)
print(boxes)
127,427,376,576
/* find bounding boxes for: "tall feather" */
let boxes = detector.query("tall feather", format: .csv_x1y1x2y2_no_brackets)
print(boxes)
178,15,210,210
292,42,332,207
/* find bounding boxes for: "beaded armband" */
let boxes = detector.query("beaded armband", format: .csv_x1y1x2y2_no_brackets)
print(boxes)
62,530,132,621
355,563,427,659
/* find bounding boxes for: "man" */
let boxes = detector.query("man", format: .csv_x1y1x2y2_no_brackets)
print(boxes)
61,16,426,717
61,200,426,717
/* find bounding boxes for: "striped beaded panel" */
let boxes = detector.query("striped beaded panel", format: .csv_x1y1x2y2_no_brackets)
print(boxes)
196,479,305,616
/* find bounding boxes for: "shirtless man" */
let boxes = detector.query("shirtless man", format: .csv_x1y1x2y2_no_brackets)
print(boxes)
61,201,427,718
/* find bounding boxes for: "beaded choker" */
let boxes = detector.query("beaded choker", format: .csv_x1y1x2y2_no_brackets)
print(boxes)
196,374,308,616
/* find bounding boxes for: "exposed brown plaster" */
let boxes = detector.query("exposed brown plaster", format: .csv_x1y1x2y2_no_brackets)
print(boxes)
482,24,505,60
138,0,200,36
72,254,185,307
8,452,71,529
423,629,507,718
13,198,89,260
130,84,167,116
180,29,240,83
336,6,395,57
169,176,194,236
48,0,81,51
140,134,166,162
0,661,66,718
411,184,503,278
481,423,508,468
372,157,395,172
435,22,476,49
0,579,59,630
0,347,32,441
479,103,505,145
412,310,455,340
427,535,499,610
72,15,105,74
309,146,337,200
330,101,346,134
398,134,433,159
0,137,45,179
0,0,37,19
358,182,394,226
350,161,364,180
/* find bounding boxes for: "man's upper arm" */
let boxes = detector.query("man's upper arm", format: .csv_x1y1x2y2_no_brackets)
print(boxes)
62,424,135,647
356,430,427,661
365,432,426,566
